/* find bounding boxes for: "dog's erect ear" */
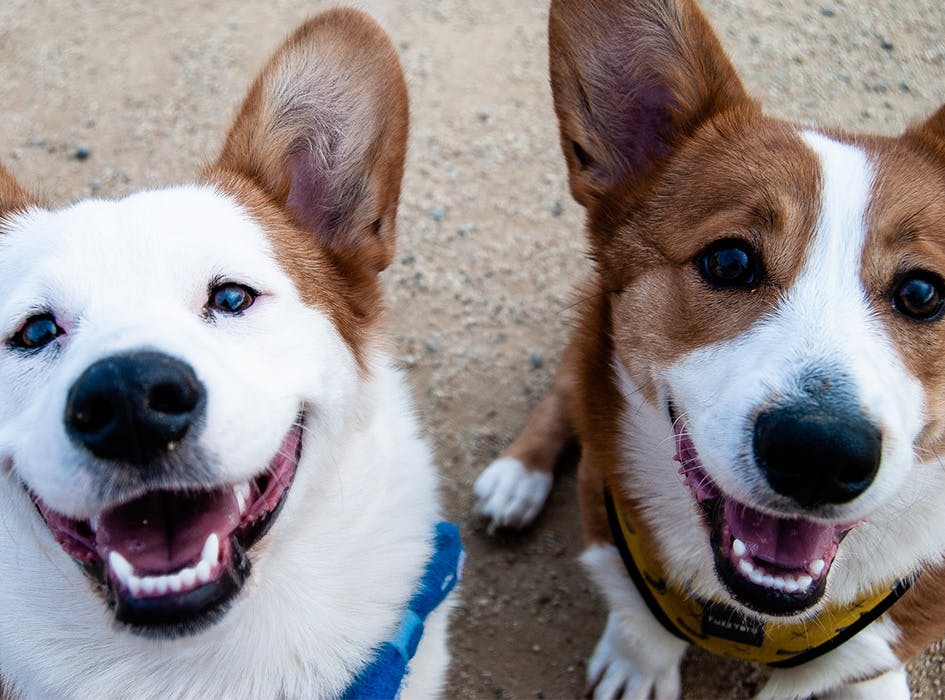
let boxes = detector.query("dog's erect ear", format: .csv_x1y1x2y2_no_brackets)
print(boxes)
910,103,945,156
212,9,408,272
0,165,35,222
549,0,753,207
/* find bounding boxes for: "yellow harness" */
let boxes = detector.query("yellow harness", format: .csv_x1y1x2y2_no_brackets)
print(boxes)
604,488,915,667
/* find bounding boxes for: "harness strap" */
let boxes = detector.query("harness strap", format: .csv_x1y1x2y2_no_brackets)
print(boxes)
342,522,463,699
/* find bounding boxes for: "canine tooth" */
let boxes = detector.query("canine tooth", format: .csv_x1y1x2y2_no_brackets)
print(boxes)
202,533,220,565
234,481,251,514
732,539,747,557
90,515,99,533
738,560,754,576
168,573,183,593
180,567,197,588
798,575,813,590
109,551,134,581
749,569,764,585
809,559,826,576
195,560,212,584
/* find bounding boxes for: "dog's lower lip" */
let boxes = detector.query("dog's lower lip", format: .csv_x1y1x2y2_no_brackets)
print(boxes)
670,403,849,615
28,413,304,635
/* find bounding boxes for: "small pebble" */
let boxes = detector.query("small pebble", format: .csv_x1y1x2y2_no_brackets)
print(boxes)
429,206,444,222
72,146,91,161
551,200,563,217
821,6,835,17
529,352,545,369
879,36,894,51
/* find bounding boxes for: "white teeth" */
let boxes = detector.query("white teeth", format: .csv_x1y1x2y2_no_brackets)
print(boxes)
109,551,133,580
106,533,221,600
90,515,99,533
195,560,212,584
202,533,220,566
731,543,820,594
234,481,251,514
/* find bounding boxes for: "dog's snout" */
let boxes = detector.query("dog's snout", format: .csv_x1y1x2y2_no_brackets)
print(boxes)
65,352,206,464
753,404,882,508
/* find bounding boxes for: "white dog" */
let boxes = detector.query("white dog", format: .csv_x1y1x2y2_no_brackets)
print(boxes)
0,9,458,698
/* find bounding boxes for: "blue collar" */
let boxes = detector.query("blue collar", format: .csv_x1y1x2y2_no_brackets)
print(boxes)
342,522,463,699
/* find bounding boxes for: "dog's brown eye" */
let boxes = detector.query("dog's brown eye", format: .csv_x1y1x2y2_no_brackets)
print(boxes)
10,314,63,350
208,283,257,315
697,239,761,289
893,272,944,321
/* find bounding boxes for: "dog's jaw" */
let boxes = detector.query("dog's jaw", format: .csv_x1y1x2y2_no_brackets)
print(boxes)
29,413,304,637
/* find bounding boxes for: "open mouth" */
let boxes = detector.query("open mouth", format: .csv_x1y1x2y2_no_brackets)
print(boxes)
29,416,303,637
671,407,850,616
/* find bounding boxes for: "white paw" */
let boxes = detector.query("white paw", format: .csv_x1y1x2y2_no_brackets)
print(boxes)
586,614,681,700
473,457,552,532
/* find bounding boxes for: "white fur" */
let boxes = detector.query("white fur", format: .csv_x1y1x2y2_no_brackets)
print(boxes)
588,132,941,698
474,457,553,532
0,186,449,697
582,545,687,700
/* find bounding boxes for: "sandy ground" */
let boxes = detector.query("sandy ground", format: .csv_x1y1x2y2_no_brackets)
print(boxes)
2,0,945,697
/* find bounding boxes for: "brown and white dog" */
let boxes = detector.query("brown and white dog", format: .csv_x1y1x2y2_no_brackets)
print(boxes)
475,0,945,697
0,10,454,698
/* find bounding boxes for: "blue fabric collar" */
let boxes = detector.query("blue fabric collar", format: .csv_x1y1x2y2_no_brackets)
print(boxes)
342,522,463,699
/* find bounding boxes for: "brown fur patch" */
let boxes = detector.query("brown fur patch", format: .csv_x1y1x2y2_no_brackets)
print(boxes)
0,164,37,222
888,564,945,662
860,133,945,455
599,118,823,402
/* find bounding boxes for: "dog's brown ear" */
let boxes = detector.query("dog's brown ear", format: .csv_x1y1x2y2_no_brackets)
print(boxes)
0,165,35,221
909,103,945,157
549,0,753,207
212,9,408,273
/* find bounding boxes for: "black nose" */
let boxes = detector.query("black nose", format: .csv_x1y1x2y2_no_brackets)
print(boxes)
754,404,882,508
65,352,205,464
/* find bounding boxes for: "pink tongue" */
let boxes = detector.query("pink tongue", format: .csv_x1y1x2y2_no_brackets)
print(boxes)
725,499,837,569
95,488,239,573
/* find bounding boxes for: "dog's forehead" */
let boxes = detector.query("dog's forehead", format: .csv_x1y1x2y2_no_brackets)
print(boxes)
0,185,292,309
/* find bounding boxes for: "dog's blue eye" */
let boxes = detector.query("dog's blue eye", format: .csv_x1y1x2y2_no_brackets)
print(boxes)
208,283,257,315
10,314,63,350
697,239,760,289
893,272,944,322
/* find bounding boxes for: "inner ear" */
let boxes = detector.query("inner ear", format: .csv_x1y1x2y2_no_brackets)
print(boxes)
549,0,754,208
210,8,408,272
